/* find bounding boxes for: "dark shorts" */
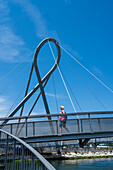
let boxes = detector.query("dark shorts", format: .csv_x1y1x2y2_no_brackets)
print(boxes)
59,119,66,127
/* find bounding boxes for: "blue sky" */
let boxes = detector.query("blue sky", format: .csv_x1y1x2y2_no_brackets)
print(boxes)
0,0,113,117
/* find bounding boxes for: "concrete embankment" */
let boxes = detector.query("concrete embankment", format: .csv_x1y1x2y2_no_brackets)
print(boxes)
61,150,113,159
42,149,113,160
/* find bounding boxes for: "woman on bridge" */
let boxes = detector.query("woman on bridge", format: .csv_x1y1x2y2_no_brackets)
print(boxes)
59,106,69,134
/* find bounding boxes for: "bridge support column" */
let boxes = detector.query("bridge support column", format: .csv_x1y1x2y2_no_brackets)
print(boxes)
79,138,90,147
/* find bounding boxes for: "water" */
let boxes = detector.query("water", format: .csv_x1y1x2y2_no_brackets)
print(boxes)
50,158,113,170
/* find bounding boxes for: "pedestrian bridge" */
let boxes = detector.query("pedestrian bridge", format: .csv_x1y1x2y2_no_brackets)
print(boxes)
0,37,113,169
1,111,113,147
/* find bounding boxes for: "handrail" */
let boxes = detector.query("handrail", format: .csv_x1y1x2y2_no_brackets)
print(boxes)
0,129,56,170
0,111,113,122
1,116,113,126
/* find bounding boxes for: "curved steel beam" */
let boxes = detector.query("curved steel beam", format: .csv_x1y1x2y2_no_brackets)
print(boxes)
0,129,56,170
1,38,61,125
34,38,61,78
33,38,61,115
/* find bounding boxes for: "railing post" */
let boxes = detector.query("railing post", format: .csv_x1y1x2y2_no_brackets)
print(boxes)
88,113,93,132
11,124,12,134
77,119,80,133
21,145,24,170
33,122,35,136
5,135,8,169
80,119,83,132
25,118,28,137
56,119,58,135
13,139,16,170
57,116,59,134
31,154,34,170
98,118,102,131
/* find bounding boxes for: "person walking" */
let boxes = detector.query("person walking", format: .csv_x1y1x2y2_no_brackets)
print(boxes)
59,106,69,134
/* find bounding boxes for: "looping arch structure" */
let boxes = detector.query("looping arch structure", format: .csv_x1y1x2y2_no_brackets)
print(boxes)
2,38,61,125
33,38,61,115
34,38,61,79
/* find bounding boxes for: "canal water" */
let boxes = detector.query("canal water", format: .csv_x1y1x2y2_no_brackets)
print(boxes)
5,157,113,169
50,158,113,170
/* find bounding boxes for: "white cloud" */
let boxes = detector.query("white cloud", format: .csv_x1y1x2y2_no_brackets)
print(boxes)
46,93,58,97
0,0,30,62
0,25,26,62
0,0,10,22
11,0,50,39
61,43,83,60
0,97,5,103
0,0,59,62
46,92,66,99
30,112,37,115
92,66,104,78
0,96,11,117
0,0,80,63
10,0,62,41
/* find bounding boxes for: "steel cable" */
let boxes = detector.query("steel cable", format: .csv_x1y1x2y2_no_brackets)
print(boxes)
0,62,31,95
60,44,113,94
62,55,107,110
6,86,25,117
52,73,59,113
48,41,79,119
59,66,83,112
0,49,35,82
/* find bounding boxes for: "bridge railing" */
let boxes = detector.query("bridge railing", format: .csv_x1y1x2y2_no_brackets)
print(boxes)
0,111,113,137
0,129,55,170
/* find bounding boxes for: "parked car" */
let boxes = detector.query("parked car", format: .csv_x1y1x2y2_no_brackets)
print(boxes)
97,144,109,148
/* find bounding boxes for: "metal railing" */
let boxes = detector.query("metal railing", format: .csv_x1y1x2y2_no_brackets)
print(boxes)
0,129,55,170
0,111,113,138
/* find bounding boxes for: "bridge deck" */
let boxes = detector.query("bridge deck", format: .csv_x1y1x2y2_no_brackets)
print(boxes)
1,112,113,145
20,131,113,143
